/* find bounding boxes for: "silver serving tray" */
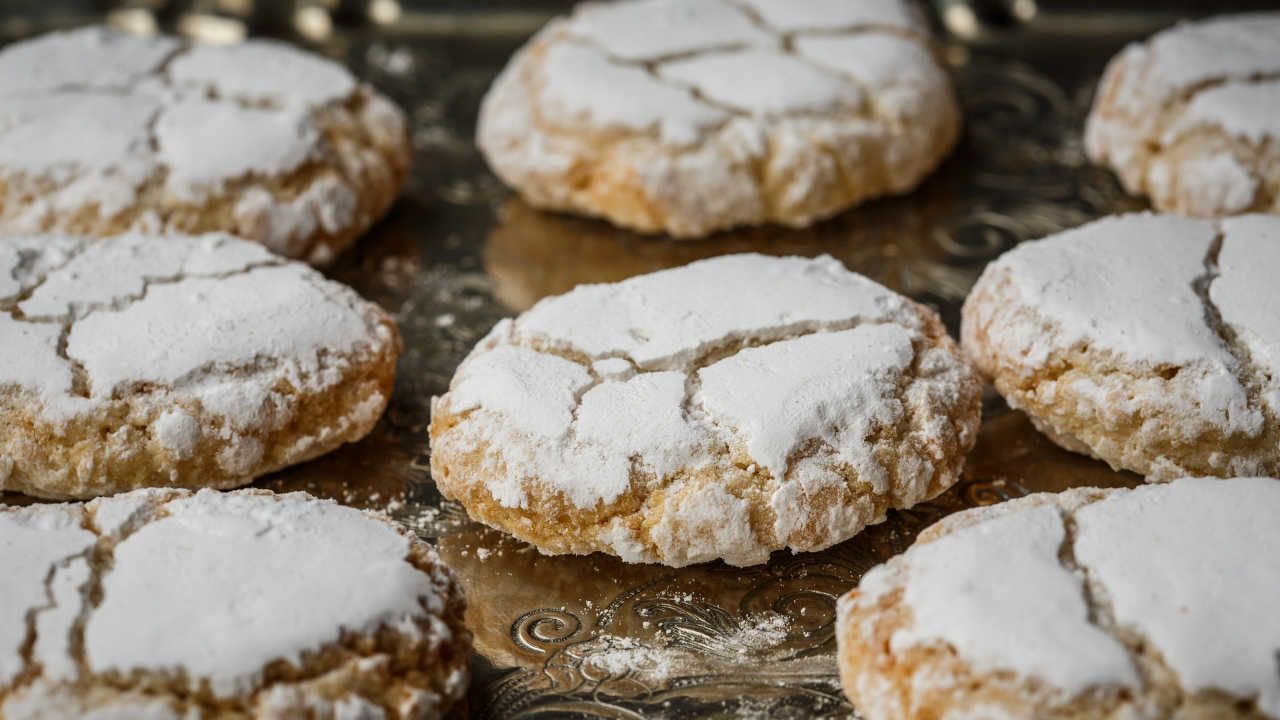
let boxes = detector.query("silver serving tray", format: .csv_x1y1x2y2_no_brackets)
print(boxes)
2,5,1198,718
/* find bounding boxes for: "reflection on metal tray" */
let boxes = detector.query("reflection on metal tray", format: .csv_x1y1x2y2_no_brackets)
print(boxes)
2,7,1166,719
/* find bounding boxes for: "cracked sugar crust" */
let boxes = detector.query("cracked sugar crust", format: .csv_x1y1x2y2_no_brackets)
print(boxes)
0,488,471,720
476,0,959,238
0,232,400,500
0,26,412,266
1085,12,1280,217
962,213,1280,480
429,254,982,567
836,477,1280,720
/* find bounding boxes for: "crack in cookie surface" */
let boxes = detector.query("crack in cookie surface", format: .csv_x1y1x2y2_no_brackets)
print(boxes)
430,254,982,566
0,489,470,720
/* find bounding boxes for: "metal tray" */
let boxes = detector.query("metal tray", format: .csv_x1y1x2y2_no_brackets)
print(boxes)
2,6,1182,718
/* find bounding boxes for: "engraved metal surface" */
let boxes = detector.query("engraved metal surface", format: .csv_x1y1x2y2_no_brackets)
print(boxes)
1,9,1165,719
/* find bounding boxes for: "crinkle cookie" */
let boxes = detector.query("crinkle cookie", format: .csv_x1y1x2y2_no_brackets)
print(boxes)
0,26,411,266
1086,13,1280,217
430,254,982,567
0,232,399,499
962,213,1280,480
0,488,470,720
477,0,959,237
836,477,1280,719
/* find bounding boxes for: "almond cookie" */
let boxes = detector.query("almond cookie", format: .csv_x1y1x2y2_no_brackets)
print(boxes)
430,254,982,567
0,26,411,266
477,0,959,237
1086,13,1280,216
962,213,1280,479
0,488,470,719
837,476,1280,719
0,232,399,499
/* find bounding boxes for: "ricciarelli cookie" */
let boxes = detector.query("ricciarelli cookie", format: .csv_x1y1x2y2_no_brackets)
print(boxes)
1086,13,1280,216
962,213,1280,479
430,254,982,567
0,488,470,719
0,232,399,499
477,0,959,237
836,477,1280,719
0,27,411,265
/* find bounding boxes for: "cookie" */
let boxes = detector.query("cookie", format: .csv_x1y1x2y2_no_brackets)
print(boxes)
0,27,411,266
836,476,1280,719
430,254,982,567
1086,13,1280,216
0,488,470,719
477,0,959,237
0,232,400,499
962,213,1280,479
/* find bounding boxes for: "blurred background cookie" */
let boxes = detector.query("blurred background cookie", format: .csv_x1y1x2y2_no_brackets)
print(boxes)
0,27,411,265
1086,13,1280,216
477,0,959,237
837,476,1280,719
0,232,399,499
431,254,981,567
0,488,470,719
963,213,1280,479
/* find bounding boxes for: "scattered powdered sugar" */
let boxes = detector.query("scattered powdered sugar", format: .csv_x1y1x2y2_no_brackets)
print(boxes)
580,612,793,682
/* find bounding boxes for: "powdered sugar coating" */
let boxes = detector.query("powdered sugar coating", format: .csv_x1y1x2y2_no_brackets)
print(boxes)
536,39,728,147
478,0,958,237
660,49,861,116
431,254,982,566
85,491,437,697
0,489,469,718
0,232,399,499
983,214,1224,368
0,27,408,264
154,98,319,202
167,40,355,106
565,0,773,61
962,213,1280,479
883,505,1137,695
1086,13,1280,216
737,0,926,33
697,325,916,482
0,505,97,687
838,478,1280,718
516,254,916,368
0,27,177,95
1075,478,1280,716
1213,215,1280,413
